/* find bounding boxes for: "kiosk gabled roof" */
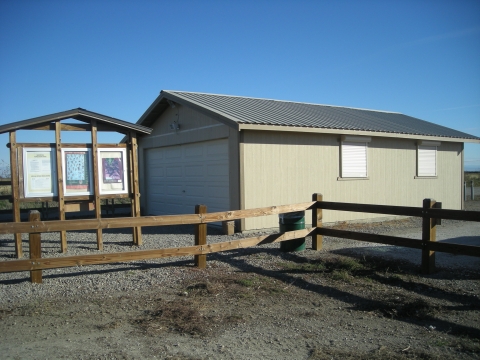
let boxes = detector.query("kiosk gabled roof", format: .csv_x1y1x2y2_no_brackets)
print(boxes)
0,108,152,135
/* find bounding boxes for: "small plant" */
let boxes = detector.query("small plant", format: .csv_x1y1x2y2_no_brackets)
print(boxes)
235,278,255,287
336,258,364,272
331,269,351,282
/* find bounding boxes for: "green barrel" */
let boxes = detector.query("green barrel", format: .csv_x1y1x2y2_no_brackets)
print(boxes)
279,211,306,252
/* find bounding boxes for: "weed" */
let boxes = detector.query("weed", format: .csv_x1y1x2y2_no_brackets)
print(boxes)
235,278,255,287
336,258,364,272
277,260,326,272
139,299,209,337
331,269,351,282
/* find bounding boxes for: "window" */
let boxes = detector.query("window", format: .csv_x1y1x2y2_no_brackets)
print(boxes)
340,136,371,178
417,141,440,177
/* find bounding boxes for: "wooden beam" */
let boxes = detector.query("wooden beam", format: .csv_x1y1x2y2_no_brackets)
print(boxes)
318,227,423,249
90,119,103,251
55,121,67,252
0,228,315,273
23,123,126,132
0,199,477,236
18,193,130,203
13,143,127,149
312,193,323,250
195,205,207,268
422,198,436,274
318,201,480,221
202,202,317,223
9,131,22,258
129,131,142,246
29,210,42,283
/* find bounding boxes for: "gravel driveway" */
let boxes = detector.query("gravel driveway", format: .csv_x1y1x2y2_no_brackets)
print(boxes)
0,201,478,359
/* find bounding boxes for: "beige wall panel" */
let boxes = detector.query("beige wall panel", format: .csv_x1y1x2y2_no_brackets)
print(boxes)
242,131,463,230
149,105,221,136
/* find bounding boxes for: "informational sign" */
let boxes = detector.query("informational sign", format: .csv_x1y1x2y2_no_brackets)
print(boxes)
98,148,128,194
62,148,93,196
23,148,57,197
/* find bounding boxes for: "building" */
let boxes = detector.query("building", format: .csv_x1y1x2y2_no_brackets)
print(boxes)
135,91,480,231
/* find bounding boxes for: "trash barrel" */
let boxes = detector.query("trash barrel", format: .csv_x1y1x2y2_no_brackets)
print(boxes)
279,211,306,252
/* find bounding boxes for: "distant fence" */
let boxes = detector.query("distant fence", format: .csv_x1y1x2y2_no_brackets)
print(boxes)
464,181,479,201
0,194,479,283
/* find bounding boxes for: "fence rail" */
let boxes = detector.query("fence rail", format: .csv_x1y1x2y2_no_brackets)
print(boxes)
0,194,479,283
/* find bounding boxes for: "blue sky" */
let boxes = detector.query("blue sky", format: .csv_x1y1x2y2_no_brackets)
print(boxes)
0,0,479,170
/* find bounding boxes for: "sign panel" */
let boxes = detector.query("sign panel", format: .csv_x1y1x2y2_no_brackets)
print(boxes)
98,148,128,194
62,148,93,196
23,148,57,197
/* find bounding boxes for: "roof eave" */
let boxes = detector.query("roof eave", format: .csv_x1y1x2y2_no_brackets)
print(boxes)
237,124,480,143
0,108,152,135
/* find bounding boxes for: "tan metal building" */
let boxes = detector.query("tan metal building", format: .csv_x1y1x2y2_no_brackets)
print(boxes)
136,91,480,231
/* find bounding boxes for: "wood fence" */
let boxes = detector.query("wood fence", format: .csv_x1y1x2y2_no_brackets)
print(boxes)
0,193,479,283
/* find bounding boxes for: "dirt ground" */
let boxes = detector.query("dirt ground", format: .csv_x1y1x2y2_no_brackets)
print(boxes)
0,203,479,359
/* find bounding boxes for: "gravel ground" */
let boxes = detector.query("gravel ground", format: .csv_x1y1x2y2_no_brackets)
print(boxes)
0,202,479,359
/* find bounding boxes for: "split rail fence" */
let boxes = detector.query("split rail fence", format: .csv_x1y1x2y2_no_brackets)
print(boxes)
0,193,479,283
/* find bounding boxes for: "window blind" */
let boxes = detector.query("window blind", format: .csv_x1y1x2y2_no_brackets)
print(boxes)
342,142,367,178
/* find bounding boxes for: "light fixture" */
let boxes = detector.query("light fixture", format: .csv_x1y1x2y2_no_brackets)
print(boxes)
169,120,180,131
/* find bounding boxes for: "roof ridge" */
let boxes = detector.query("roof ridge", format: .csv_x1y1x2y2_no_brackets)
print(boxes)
163,90,402,115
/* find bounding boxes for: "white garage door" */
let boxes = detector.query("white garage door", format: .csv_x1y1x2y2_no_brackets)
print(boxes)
145,139,229,215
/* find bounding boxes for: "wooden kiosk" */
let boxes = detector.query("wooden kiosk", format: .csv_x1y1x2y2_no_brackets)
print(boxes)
0,108,152,258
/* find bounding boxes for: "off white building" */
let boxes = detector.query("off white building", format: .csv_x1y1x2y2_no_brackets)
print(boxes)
135,91,480,231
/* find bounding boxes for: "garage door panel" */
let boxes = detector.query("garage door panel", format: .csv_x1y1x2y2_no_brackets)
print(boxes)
206,142,227,156
206,185,229,198
206,163,228,177
184,164,205,177
145,139,229,215
184,145,204,158
164,147,182,159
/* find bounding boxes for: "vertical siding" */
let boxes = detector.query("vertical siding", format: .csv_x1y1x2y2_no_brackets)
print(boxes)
242,131,463,230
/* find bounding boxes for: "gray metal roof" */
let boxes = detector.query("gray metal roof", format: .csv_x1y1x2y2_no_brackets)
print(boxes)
0,108,152,135
138,90,479,141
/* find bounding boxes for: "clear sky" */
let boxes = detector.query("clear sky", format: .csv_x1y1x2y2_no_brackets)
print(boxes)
0,0,479,171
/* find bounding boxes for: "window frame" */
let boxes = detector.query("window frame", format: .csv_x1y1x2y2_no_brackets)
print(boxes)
416,141,440,178
339,136,371,180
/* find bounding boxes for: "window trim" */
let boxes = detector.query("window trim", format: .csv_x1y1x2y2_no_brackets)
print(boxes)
416,141,440,178
339,136,371,179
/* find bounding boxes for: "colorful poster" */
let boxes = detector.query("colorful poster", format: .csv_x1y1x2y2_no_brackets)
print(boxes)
66,151,89,189
63,149,92,195
98,149,128,194
102,157,123,183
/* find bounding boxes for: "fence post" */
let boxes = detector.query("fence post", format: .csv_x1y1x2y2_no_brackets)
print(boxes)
195,204,207,269
472,181,475,201
312,193,323,250
29,210,42,283
421,198,436,274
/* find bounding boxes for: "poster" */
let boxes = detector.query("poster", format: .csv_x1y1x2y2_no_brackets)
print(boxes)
23,148,57,197
98,149,128,194
102,157,123,183
63,148,92,196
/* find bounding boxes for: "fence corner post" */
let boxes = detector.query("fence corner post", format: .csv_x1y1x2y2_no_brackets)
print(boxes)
195,204,207,269
29,210,42,284
421,198,436,275
312,193,323,250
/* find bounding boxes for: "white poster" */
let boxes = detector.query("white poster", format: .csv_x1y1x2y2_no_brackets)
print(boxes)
23,148,57,197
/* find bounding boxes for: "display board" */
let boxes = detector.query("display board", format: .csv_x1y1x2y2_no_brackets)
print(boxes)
98,148,128,194
62,148,93,196
23,148,57,197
